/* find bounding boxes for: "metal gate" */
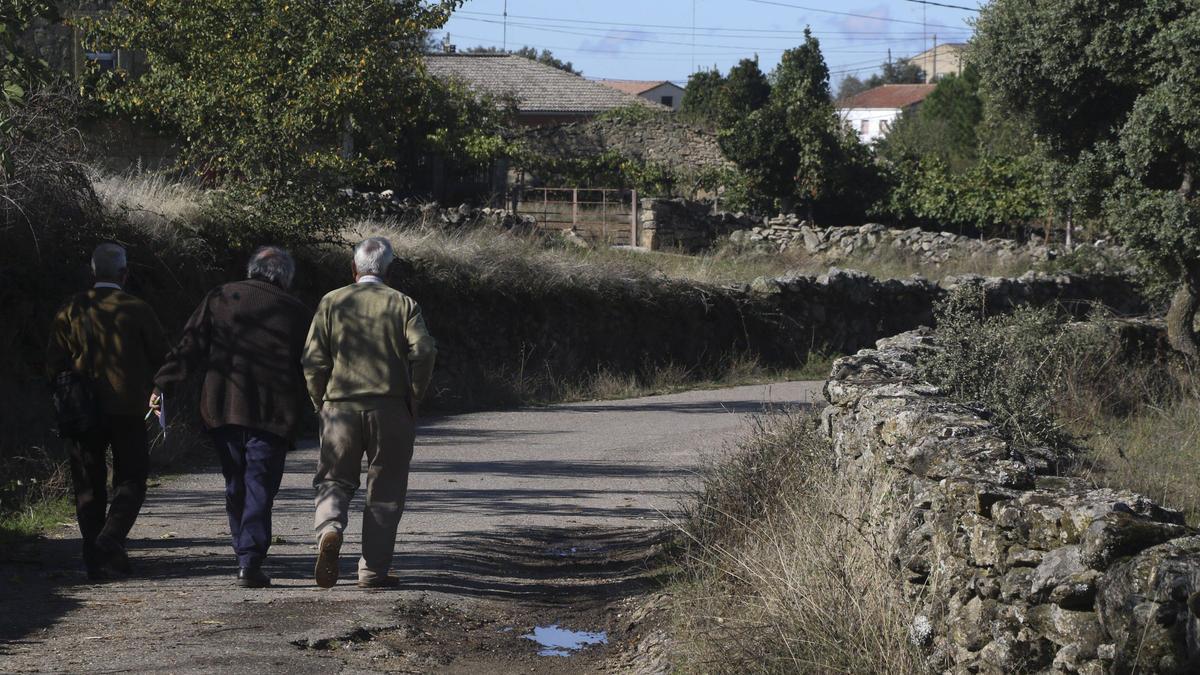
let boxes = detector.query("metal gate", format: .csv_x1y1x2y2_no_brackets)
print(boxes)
516,187,641,247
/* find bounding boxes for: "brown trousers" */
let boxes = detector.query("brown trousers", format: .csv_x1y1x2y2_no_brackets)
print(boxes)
314,399,415,580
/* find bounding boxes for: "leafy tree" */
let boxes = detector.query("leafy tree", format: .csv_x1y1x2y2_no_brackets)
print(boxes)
718,57,770,126
878,67,983,172
680,68,725,124
866,58,925,88
835,75,869,102
465,45,581,75
720,30,882,221
1,1,59,104
974,0,1200,354
84,0,469,242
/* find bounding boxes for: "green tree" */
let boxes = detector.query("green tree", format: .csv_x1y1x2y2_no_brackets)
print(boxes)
680,68,725,125
84,0,467,241
835,75,869,102
465,45,581,75
974,0,1200,354
865,58,925,87
718,57,770,127
720,30,882,221
2,1,59,104
878,67,983,172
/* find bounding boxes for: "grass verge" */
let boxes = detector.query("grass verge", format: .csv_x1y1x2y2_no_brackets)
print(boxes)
669,411,924,674
0,495,74,547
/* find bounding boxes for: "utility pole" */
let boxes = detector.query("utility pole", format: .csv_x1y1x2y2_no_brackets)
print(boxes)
692,0,696,73
502,0,508,51
932,34,938,82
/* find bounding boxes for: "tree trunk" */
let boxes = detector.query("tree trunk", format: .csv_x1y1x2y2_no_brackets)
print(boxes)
1167,267,1200,358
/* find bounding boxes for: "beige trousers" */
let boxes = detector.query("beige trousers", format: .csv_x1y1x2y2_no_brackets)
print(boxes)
314,399,415,581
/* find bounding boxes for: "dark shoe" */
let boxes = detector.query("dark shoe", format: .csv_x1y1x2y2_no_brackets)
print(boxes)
237,566,272,588
357,575,400,589
95,535,132,575
314,530,342,588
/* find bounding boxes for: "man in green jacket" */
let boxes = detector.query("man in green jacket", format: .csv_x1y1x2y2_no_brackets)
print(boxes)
46,243,169,580
302,237,436,589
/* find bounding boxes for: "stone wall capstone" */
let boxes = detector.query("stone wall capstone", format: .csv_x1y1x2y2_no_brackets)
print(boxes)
822,331,1200,673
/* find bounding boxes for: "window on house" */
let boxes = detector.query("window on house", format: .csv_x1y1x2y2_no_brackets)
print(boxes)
660,95,674,107
880,120,892,134
85,51,116,72
861,119,871,135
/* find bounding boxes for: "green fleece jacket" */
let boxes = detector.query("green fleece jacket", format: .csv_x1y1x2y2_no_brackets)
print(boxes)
302,282,437,411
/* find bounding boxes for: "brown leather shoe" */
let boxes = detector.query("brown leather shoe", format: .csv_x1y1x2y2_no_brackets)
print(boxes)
314,530,342,588
357,575,400,589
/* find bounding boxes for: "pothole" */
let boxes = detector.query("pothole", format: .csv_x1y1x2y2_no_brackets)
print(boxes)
522,624,609,657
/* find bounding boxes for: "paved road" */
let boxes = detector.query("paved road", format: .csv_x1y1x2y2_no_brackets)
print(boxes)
0,381,822,673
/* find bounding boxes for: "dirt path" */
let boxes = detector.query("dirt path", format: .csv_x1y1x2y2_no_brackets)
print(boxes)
0,382,822,673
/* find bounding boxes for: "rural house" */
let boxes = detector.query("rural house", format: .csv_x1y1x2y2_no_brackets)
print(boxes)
908,42,967,81
837,84,936,143
597,80,686,112
424,53,665,126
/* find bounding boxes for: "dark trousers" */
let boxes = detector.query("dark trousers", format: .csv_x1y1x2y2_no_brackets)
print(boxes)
68,414,150,569
209,426,288,568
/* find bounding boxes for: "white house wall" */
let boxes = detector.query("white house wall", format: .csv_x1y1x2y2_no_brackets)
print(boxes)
839,107,902,144
639,83,685,111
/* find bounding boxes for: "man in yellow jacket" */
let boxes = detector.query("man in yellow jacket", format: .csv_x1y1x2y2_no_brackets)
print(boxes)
46,243,169,580
302,237,436,589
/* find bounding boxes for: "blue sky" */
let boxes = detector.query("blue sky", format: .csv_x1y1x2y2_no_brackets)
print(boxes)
437,0,979,86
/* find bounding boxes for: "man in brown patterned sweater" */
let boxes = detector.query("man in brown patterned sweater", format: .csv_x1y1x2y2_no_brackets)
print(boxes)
46,243,169,580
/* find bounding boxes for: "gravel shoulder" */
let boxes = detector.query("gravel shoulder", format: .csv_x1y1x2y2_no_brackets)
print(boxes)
0,381,821,673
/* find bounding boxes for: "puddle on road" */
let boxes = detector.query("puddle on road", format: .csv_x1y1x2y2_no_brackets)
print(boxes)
544,545,608,558
521,625,608,657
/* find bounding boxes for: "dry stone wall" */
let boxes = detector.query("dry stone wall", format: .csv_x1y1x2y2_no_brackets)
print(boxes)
734,220,1133,267
823,331,1200,674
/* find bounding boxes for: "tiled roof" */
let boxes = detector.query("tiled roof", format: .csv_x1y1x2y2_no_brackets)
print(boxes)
425,54,662,114
839,84,937,110
598,80,681,96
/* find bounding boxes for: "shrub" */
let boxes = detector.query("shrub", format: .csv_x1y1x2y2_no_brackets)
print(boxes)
919,284,1076,449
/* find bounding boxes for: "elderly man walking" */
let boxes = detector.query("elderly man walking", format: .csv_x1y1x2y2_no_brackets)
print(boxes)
46,243,169,580
152,247,311,588
303,237,436,589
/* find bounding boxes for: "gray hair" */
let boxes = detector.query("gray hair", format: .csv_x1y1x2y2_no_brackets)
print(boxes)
353,237,395,276
246,246,296,289
91,243,127,280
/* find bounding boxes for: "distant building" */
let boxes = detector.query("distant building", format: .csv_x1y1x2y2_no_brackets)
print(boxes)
425,53,666,126
909,43,967,81
837,84,937,144
597,80,686,112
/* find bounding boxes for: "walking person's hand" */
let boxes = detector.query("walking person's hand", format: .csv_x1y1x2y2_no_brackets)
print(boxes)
148,390,162,420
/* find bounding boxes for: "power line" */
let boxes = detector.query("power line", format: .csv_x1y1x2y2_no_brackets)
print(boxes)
744,0,966,29
454,9,971,38
902,0,980,12
453,16,963,54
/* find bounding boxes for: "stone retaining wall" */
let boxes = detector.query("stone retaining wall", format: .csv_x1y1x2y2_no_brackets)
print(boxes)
822,331,1200,673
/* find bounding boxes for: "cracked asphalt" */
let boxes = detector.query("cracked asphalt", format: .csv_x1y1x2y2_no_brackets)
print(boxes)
0,381,821,673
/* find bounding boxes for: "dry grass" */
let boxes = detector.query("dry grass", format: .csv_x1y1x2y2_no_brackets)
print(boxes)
672,412,924,674
90,170,207,231
1056,333,1200,524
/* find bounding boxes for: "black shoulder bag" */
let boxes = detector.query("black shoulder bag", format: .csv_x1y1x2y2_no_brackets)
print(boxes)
52,299,101,438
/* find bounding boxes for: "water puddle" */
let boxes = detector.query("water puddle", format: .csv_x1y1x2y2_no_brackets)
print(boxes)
544,545,608,558
522,624,608,657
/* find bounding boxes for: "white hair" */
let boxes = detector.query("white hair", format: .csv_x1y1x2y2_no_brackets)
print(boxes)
91,243,127,280
246,246,295,289
353,237,395,276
